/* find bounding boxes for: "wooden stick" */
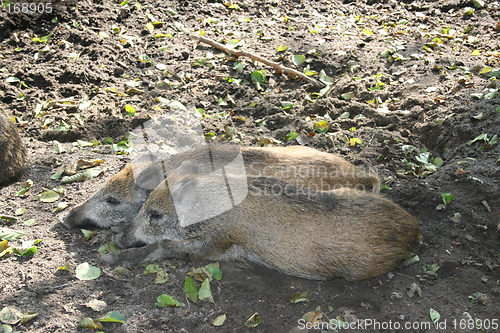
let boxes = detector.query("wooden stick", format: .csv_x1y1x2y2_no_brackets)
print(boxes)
186,34,325,87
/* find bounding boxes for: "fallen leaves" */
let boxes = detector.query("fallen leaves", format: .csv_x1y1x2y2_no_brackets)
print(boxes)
80,311,125,329
75,262,101,281
244,312,262,328
0,306,38,325
155,294,183,308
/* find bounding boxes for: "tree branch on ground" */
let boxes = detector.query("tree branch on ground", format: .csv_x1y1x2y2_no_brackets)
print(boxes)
185,33,325,87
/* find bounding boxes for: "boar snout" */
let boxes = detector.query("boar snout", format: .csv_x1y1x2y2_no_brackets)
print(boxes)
62,206,95,229
113,230,147,249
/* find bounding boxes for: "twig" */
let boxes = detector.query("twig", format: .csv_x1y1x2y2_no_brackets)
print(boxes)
185,34,325,87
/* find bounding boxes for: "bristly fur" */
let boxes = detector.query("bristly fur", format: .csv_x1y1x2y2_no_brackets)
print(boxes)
111,173,421,281
0,115,26,186
64,145,380,230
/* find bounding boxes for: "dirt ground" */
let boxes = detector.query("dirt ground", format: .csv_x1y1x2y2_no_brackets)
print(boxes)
0,0,499,332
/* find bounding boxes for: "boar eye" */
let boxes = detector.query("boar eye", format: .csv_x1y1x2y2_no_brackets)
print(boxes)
106,196,121,205
150,210,164,220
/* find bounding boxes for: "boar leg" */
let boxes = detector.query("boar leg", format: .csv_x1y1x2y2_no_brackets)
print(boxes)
101,239,221,267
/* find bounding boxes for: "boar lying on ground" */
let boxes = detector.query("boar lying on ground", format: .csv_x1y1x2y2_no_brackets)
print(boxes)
104,170,420,281
63,144,379,232
0,115,26,186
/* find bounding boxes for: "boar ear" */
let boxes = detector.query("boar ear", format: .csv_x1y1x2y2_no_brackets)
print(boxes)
135,161,167,190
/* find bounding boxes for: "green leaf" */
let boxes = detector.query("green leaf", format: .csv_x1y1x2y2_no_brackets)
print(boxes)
479,66,494,75
53,141,66,154
341,92,354,100
362,28,374,35
290,291,310,303
217,97,228,106
403,254,420,266
472,0,484,8
75,262,101,281
97,242,120,254
32,34,51,43
244,312,262,328
113,139,133,154
441,193,454,205
227,3,241,10
54,120,71,131
319,70,334,85
303,67,318,76
143,264,162,275
429,308,440,325
0,240,9,254
154,33,171,38
11,239,41,256
432,157,444,167
468,292,486,304
462,7,475,15
483,89,498,100
82,167,103,179
80,318,103,329
0,228,24,240
285,132,299,141
212,314,227,327
6,77,20,83
415,152,430,164
280,101,294,109
276,45,288,52
467,133,488,145
423,263,440,276
251,70,266,84
486,69,500,78
0,215,17,223
155,270,169,284
124,104,136,115
226,38,244,49
313,120,329,133
198,278,214,303
39,190,60,203
0,306,23,325
292,55,306,66
490,134,498,145
81,229,96,241
155,294,183,307
184,277,199,303
233,62,245,73
23,219,36,226
204,262,222,281
349,137,363,146
19,312,38,324
16,179,34,196
407,283,422,298
98,311,125,324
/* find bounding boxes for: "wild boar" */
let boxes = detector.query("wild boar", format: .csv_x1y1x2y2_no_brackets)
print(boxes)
0,115,26,186
105,171,420,281
63,144,380,232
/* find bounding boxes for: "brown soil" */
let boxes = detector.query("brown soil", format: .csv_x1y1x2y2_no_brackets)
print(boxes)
0,0,498,332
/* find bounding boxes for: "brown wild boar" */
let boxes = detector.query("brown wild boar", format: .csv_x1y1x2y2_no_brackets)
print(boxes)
63,144,380,232
0,115,26,186
105,171,420,281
